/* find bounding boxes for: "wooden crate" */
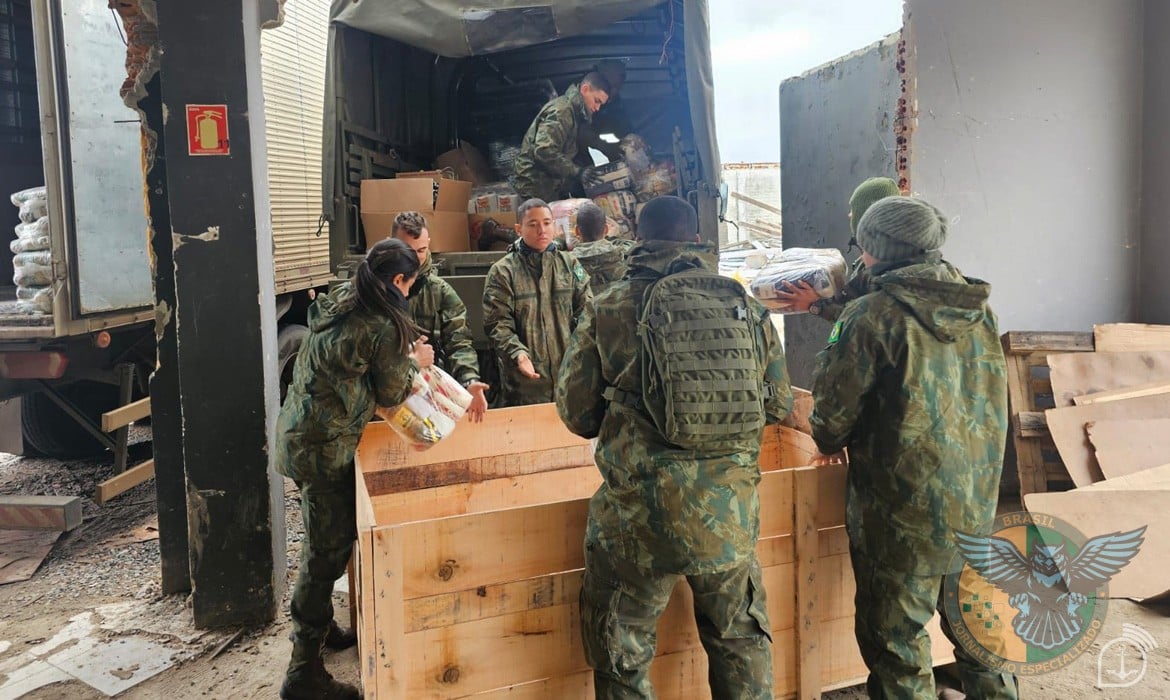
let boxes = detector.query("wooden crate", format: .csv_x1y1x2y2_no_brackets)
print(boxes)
1001,332,1095,497
353,404,953,699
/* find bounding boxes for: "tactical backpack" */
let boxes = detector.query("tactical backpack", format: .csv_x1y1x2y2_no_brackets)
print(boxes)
606,259,772,451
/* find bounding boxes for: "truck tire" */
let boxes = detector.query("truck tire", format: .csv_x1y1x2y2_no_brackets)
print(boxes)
278,324,309,403
21,381,119,459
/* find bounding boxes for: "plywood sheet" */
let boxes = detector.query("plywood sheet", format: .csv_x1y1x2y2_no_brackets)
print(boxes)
1078,463,1170,491
1086,419,1170,480
0,529,61,584
1044,395,1170,486
1094,323,1170,353
1025,489,1170,600
1047,351,1170,407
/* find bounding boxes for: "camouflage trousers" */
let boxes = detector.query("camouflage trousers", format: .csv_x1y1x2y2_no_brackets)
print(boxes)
851,547,1018,700
580,541,773,699
287,473,355,679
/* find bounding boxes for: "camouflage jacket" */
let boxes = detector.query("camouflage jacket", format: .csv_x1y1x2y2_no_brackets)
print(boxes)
512,87,589,201
817,257,870,322
275,282,418,484
566,84,631,164
556,241,793,575
483,241,592,406
809,255,1008,575
572,238,628,293
408,253,479,385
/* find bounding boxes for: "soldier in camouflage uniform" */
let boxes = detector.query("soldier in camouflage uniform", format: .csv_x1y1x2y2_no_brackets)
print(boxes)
776,177,902,320
557,196,793,699
392,212,489,420
572,59,633,166
512,72,611,202
275,239,432,700
570,202,628,293
809,196,1018,700
483,198,591,407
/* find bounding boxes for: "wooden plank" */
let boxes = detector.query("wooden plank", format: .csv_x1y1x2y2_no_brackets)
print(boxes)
406,570,582,633
1024,488,1170,600
1048,351,1170,406
100,396,151,432
1086,419,1170,479
1001,331,1094,354
1014,411,1048,438
356,529,378,699
0,495,82,531
94,460,155,505
1077,463,1170,491
372,465,602,526
364,444,595,499
1045,395,1170,487
1094,323,1170,353
780,386,814,435
792,467,821,700
373,527,407,698
815,461,847,529
1075,380,1170,406
1005,354,1049,496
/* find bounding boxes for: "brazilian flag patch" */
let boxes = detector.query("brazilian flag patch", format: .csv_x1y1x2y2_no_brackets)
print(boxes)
572,262,586,282
828,320,843,344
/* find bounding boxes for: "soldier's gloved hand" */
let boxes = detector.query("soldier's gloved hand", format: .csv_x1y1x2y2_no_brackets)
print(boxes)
580,167,603,190
516,353,541,380
466,381,489,423
411,335,435,369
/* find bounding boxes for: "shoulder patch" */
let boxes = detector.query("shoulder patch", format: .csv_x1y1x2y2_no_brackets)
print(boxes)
828,320,843,344
572,261,586,282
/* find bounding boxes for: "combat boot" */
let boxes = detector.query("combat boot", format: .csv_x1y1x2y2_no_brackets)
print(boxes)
281,640,361,700
287,620,357,650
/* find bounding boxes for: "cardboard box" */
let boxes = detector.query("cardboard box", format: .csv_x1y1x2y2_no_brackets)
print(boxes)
360,174,472,252
435,141,494,186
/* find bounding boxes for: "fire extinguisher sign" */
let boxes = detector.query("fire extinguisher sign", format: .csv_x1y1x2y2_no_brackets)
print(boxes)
185,104,230,156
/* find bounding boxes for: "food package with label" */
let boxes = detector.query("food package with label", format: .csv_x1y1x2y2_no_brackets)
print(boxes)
377,365,473,448
749,248,848,314
592,190,638,238
582,161,633,198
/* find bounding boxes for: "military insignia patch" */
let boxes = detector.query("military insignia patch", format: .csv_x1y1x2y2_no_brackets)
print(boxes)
573,263,585,282
828,321,842,344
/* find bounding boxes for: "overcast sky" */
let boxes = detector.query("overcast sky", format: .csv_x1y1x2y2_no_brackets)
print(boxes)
709,0,904,164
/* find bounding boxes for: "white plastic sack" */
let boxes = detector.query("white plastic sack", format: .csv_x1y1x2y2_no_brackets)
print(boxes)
750,248,847,314
13,251,53,287
377,365,473,448
9,186,46,207
11,235,50,254
15,285,52,315
14,217,49,239
18,197,48,224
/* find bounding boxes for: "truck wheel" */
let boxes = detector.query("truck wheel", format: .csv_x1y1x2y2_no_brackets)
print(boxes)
21,381,119,459
278,324,309,403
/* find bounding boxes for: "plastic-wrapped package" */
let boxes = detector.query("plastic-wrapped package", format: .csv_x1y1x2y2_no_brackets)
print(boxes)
749,248,848,314
592,190,637,222
13,250,53,287
633,160,678,202
548,198,593,245
18,197,48,224
11,235,50,254
16,286,52,315
618,134,652,178
10,186,46,207
377,365,473,448
14,218,49,239
582,161,632,198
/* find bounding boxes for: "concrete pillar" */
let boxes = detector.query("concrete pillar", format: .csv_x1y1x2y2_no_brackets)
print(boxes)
149,0,286,627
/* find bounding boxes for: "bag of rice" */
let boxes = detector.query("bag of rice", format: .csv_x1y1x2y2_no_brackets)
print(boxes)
749,248,848,314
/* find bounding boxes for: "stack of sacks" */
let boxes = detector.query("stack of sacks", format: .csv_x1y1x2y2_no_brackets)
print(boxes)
750,248,848,314
9,187,53,315
377,365,473,448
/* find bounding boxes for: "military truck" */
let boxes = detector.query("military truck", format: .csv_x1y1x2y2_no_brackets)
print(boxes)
0,0,332,457
320,0,726,368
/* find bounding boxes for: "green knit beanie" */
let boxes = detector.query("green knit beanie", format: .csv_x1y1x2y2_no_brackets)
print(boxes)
849,177,901,234
856,196,948,263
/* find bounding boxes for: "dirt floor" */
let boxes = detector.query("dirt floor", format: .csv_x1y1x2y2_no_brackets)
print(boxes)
0,440,1166,699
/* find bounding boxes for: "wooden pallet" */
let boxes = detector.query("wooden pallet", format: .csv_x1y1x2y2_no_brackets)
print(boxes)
352,404,954,699
1001,331,1095,497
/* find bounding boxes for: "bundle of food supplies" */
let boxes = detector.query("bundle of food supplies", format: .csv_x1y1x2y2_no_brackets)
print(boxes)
749,248,848,314
9,187,53,315
376,365,473,448
591,190,637,239
468,182,520,216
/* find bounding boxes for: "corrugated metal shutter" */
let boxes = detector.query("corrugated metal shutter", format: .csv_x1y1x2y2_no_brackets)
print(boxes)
260,0,330,292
